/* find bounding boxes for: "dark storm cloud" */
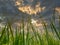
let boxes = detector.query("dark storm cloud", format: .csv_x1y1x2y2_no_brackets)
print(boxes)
40,0,60,7
23,0,60,8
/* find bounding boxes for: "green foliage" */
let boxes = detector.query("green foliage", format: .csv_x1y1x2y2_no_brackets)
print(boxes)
0,17,60,45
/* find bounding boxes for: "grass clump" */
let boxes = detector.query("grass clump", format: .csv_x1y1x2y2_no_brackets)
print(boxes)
0,17,60,45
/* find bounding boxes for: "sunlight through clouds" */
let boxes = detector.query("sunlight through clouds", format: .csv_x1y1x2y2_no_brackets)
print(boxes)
15,1,44,15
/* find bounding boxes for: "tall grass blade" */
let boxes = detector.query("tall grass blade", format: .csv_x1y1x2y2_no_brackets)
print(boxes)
50,21,60,40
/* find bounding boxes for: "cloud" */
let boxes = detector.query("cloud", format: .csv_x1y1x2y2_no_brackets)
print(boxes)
26,0,33,3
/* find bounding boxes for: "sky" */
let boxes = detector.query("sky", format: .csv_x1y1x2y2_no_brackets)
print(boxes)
0,0,60,27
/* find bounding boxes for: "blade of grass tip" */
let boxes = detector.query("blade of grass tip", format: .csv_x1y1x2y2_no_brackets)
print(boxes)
26,22,30,45
14,27,19,45
21,16,25,45
50,21,60,40
58,16,60,43
19,21,26,45
41,20,50,45
50,22,55,36
29,17,39,45
0,27,6,45
19,23,23,45
2,30,8,44
0,24,9,44
7,22,14,45
58,16,60,34
36,31,44,45
0,25,6,42
26,16,33,45
6,24,10,45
